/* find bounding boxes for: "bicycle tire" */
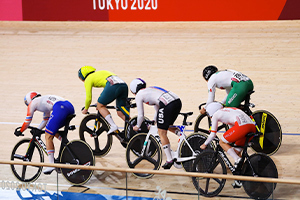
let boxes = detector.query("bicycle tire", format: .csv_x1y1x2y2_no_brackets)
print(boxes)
251,110,282,156
194,113,228,134
192,150,227,197
79,114,113,157
126,133,162,179
179,133,215,172
242,153,278,199
60,140,95,185
10,138,44,182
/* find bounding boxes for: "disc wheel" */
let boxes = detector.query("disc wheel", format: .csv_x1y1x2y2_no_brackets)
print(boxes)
79,114,112,157
242,153,278,199
250,110,282,156
10,139,44,182
126,133,162,179
60,140,95,185
192,151,227,197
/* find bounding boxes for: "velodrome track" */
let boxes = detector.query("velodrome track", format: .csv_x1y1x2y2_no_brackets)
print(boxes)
0,20,300,199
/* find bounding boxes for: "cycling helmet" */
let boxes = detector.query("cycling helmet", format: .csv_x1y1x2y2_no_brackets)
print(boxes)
78,66,96,81
130,78,146,94
203,65,218,81
24,91,41,106
206,102,223,117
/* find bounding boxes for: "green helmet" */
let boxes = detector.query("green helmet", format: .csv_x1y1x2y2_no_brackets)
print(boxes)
78,66,96,80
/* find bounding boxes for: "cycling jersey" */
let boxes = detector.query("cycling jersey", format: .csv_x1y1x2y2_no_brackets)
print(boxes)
204,107,256,146
20,95,74,135
135,87,181,130
205,69,253,108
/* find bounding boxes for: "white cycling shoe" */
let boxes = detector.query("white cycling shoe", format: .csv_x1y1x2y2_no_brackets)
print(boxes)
107,125,118,135
43,167,56,175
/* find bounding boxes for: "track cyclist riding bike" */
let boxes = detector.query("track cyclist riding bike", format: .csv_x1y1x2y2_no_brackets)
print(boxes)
200,65,254,115
200,102,256,188
78,66,130,136
130,78,182,169
14,92,75,175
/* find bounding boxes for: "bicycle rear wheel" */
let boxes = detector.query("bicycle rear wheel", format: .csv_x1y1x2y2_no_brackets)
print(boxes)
242,153,278,199
60,140,95,185
126,133,162,179
192,151,227,197
251,110,282,155
179,133,215,172
79,114,112,157
10,139,44,182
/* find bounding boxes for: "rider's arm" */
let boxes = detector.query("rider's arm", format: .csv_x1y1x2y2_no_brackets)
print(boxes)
205,80,216,109
204,112,219,145
20,103,35,132
135,94,145,128
84,80,93,110
37,113,50,130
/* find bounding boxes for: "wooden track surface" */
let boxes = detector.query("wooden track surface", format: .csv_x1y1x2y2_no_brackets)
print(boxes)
0,20,300,199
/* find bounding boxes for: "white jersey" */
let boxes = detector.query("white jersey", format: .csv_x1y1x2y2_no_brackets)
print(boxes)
205,69,250,107
21,95,65,132
204,107,255,145
134,87,179,128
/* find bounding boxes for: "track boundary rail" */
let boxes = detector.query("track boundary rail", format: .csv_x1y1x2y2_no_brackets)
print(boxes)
2,160,300,185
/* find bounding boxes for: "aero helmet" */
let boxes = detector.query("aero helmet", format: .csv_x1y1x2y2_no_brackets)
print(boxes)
203,65,218,81
78,66,96,81
130,78,146,94
206,102,223,117
24,91,41,106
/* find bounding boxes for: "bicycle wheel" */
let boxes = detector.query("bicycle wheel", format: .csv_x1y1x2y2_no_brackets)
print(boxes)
194,114,228,134
126,133,162,179
79,114,113,157
179,133,215,172
192,151,227,197
60,140,95,185
251,110,282,155
10,139,44,182
242,153,278,199
124,116,150,141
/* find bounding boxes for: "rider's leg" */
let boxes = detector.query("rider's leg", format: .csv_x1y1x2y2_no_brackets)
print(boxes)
44,133,56,174
158,128,174,169
97,102,118,134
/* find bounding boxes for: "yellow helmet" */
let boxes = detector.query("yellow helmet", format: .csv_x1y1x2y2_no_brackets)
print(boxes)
78,66,96,80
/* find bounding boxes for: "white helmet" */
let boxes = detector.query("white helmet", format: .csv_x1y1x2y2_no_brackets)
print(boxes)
130,78,146,94
24,91,41,106
206,102,223,117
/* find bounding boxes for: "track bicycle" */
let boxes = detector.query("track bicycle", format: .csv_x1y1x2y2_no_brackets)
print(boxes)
194,90,282,155
192,132,278,199
11,114,95,185
79,97,150,156
126,112,215,179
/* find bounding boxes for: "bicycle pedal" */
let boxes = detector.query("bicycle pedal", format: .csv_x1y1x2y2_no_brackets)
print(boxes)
231,181,242,189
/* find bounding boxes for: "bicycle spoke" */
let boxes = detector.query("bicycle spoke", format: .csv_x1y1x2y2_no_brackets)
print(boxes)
130,156,143,167
204,178,211,194
21,165,27,180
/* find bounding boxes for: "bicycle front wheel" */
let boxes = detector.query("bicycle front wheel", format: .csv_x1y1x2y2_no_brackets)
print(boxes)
60,140,95,185
179,133,215,172
79,114,112,157
192,151,227,197
10,138,44,182
126,133,162,179
242,153,278,199
251,110,282,156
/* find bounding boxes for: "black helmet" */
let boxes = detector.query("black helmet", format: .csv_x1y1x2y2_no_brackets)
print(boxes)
203,65,218,81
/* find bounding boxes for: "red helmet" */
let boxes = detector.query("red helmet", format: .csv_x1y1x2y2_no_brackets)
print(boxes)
24,91,41,106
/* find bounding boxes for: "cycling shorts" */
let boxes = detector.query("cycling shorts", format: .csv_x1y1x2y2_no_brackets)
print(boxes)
98,81,129,118
157,99,182,130
221,121,256,146
226,80,254,107
45,101,75,136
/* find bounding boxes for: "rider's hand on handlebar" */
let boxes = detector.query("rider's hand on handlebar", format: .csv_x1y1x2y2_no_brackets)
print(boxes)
133,125,140,132
82,108,89,114
14,130,24,137
200,143,207,150
200,107,206,115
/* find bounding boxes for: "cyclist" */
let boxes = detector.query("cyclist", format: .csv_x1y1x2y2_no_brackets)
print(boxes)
130,78,182,169
14,92,75,175
200,102,256,188
200,65,254,115
78,66,129,135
